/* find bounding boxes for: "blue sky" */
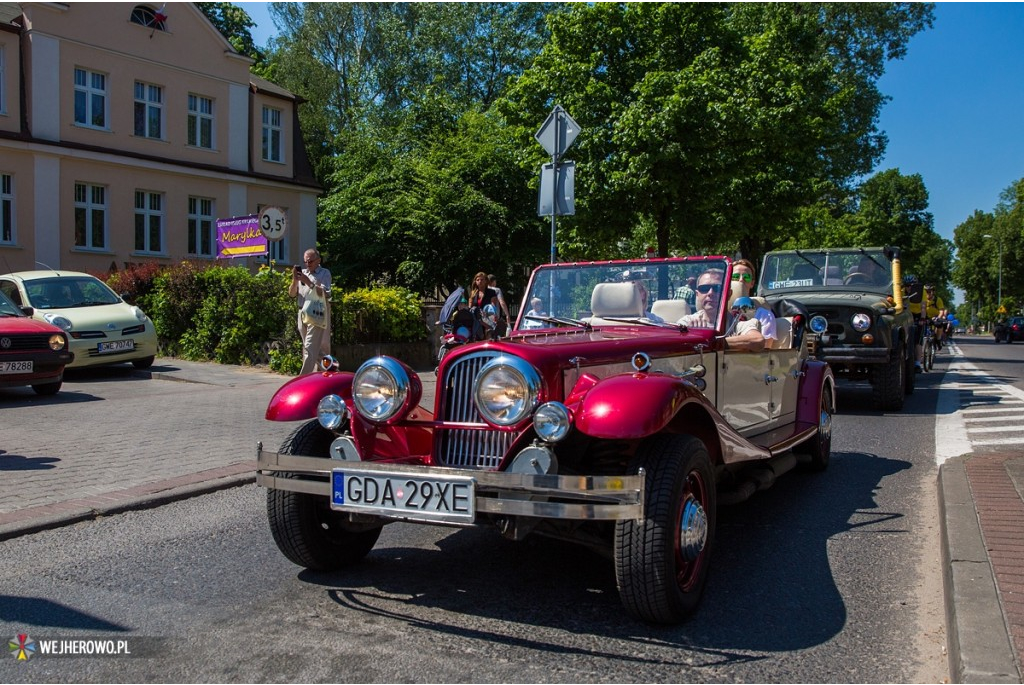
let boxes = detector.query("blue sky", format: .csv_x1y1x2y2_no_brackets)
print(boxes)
239,2,1024,246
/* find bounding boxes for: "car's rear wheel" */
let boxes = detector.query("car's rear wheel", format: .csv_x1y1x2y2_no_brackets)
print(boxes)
796,382,833,471
267,419,382,571
132,355,155,369
871,341,905,411
615,434,715,624
32,381,61,396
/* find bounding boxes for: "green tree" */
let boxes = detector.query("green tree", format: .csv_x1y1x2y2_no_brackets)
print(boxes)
196,2,263,63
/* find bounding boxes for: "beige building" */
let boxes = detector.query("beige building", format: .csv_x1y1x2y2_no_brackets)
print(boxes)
0,2,319,274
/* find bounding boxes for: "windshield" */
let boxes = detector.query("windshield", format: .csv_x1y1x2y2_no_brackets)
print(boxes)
24,276,121,310
516,258,729,330
758,249,893,296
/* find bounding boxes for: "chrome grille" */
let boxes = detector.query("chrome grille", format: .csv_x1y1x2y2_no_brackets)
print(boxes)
437,351,516,469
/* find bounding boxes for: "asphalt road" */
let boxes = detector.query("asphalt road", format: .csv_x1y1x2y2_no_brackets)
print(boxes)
0,361,950,682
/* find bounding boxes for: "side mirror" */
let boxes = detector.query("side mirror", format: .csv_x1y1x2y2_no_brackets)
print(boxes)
19,305,34,316
121,291,135,304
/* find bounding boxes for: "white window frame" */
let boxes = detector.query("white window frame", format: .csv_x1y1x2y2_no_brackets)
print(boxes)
74,67,108,129
134,80,164,139
187,93,215,149
261,106,283,163
134,190,165,254
1,46,6,116
187,196,215,257
74,182,108,250
1,173,13,245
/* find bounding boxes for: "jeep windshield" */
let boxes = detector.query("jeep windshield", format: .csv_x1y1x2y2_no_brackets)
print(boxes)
758,249,893,297
515,258,728,330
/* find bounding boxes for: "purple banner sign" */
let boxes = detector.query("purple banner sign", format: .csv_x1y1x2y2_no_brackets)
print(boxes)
216,215,268,259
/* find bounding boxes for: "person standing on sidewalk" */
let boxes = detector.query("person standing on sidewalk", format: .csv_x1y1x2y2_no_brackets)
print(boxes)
288,248,332,375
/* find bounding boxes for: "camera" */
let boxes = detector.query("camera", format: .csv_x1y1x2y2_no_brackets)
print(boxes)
293,265,302,273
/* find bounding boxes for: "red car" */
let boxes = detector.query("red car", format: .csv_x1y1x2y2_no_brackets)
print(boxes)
0,289,74,395
257,256,835,624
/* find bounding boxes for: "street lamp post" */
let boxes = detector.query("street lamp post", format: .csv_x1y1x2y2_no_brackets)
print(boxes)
983,234,1003,307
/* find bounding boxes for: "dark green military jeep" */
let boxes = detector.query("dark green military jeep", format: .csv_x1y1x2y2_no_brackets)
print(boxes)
757,247,914,411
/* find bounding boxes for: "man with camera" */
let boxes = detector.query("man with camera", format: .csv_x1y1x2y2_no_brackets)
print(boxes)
287,248,332,374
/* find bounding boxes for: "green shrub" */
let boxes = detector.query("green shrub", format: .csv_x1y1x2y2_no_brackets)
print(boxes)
335,286,427,344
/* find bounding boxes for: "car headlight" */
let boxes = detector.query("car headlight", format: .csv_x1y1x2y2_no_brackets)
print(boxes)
317,394,348,430
48,334,66,351
533,402,571,442
131,306,149,322
851,312,871,332
43,313,72,331
473,356,541,427
352,357,411,422
809,315,828,334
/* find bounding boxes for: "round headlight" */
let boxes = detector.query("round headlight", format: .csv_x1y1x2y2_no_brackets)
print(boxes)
48,334,66,351
43,313,72,331
809,315,828,334
533,402,572,442
317,394,347,430
473,356,541,427
851,312,871,332
352,357,410,422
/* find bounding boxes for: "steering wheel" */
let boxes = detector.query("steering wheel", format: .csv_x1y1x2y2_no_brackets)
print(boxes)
843,272,872,285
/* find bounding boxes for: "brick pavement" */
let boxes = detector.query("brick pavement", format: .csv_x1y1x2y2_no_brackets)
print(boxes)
964,453,1024,673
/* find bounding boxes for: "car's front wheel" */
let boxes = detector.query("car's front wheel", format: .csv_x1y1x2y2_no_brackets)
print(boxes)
267,420,382,571
615,434,715,624
872,341,906,411
32,381,61,396
132,356,155,369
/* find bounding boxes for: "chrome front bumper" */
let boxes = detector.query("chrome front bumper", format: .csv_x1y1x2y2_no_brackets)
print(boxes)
256,443,644,522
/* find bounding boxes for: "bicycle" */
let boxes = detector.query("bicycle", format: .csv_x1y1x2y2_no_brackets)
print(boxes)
920,318,941,371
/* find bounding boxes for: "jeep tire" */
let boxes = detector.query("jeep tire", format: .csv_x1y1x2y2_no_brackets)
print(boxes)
615,434,715,624
267,420,382,571
871,340,906,411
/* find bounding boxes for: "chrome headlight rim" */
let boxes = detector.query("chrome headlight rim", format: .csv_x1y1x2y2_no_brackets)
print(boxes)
809,315,828,334
850,312,871,332
43,313,73,332
352,356,410,423
473,355,542,427
317,394,348,431
533,401,572,442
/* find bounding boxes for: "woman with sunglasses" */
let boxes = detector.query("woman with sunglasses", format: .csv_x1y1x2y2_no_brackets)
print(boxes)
732,259,777,348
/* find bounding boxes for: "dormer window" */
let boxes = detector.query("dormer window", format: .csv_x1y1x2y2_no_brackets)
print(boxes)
130,5,167,31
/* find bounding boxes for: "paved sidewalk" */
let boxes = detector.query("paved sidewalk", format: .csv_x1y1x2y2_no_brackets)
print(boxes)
941,452,1024,683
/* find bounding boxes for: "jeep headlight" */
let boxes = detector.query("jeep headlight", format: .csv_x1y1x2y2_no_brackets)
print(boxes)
473,356,541,427
851,312,871,332
317,394,347,430
352,357,409,422
809,315,828,334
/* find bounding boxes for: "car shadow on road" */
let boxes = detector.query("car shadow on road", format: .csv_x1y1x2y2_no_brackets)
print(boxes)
0,450,60,470
294,450,909,664
0,595,128,631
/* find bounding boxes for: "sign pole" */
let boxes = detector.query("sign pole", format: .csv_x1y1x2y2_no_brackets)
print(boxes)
550,106,562,264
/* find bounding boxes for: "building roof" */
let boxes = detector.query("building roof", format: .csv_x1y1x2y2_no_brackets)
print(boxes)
0,2,22,24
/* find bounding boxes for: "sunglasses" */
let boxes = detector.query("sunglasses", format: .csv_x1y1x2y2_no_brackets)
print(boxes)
696,283,722,294
731,273,753,282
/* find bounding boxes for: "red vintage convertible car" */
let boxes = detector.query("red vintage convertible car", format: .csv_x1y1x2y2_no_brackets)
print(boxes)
256,256,835,624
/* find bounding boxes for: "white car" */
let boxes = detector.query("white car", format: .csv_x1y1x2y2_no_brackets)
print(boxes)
0,271,158,369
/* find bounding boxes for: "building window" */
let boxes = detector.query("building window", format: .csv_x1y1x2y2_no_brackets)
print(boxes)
0,46,6,115
74,183,107,250
187,94,214,149
130,5,167,31
188,196,214,257
74,68,107,129
134,190,163,254
134,81,163,139
1,174,13,245
261,106,283,163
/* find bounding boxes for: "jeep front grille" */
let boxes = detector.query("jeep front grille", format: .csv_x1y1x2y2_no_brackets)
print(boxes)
437,351,515,470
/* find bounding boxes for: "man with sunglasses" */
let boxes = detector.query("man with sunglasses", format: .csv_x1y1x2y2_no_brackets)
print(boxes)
676,267,765,351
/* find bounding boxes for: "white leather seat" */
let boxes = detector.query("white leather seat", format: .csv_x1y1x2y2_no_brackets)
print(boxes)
589,282,644,322
651,299,691,321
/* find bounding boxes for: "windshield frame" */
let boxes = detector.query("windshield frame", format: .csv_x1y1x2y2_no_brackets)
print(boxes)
23,276,122,310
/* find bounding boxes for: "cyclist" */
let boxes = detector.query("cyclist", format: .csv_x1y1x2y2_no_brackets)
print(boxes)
904,274,926,373
924,284,948,350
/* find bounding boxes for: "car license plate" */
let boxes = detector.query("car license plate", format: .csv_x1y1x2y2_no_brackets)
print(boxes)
0,360,33,374
331,469,475,523
98,339,135,354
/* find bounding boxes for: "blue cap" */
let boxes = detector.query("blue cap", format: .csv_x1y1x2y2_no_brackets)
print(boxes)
732,296,755,311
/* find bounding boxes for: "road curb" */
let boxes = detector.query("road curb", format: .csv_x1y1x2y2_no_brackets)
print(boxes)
939,456,1021,683
0,470,255,542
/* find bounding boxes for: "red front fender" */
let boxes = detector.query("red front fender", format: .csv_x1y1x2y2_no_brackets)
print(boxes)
796,359,835,430
265,371,355,421
574,372,701,439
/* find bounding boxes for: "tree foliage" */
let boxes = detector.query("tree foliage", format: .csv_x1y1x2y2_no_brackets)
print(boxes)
196,2,263,63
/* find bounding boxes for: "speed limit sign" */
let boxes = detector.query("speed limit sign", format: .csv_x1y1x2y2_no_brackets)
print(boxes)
258,206,288,242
